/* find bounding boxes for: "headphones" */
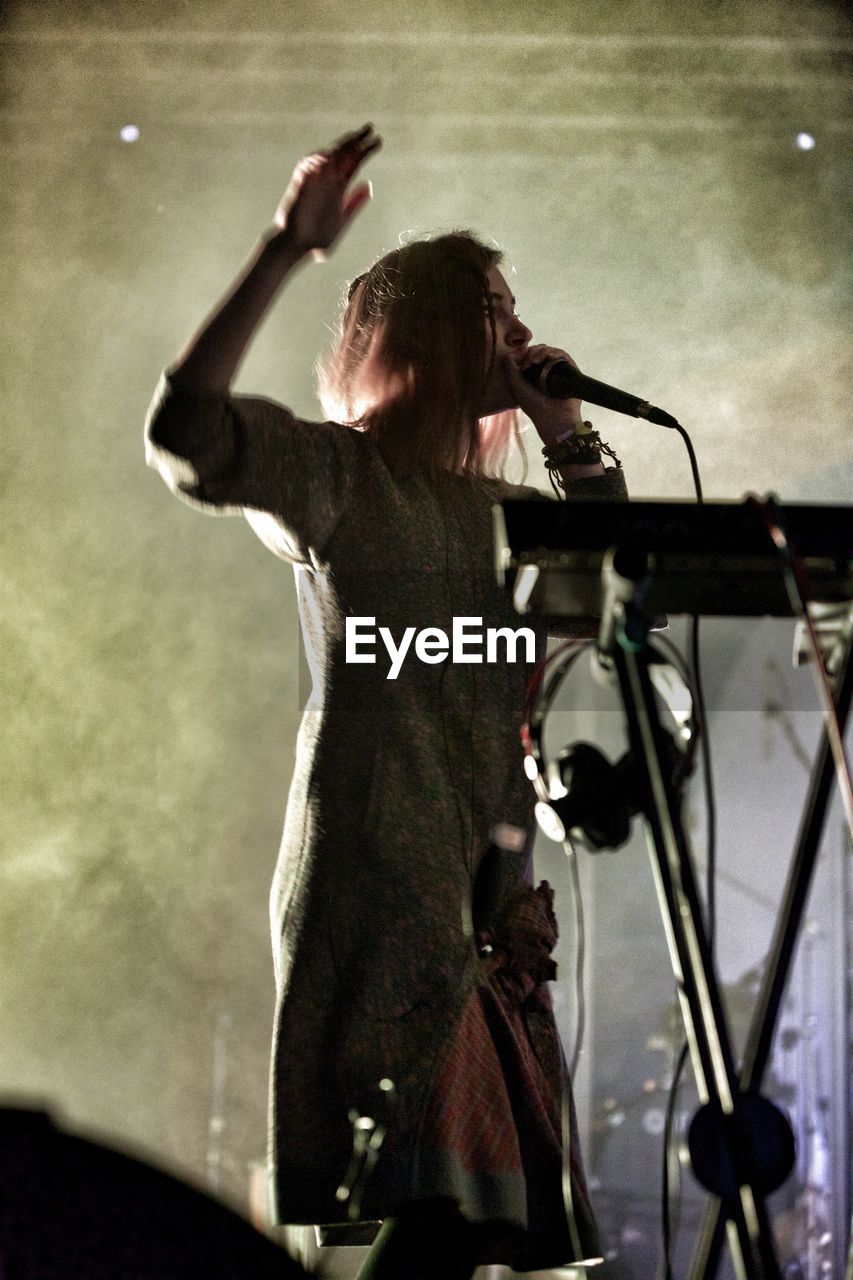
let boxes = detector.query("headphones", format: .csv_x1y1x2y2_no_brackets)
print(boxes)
521,640,697,851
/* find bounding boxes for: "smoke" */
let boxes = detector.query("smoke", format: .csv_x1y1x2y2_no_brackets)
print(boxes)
2,3,849,1263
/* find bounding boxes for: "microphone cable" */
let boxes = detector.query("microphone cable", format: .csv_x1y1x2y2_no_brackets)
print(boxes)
658,418,718,1280
537,409,714,1277
562,831,587,1084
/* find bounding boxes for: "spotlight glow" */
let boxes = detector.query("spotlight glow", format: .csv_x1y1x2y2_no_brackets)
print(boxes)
795,132,816,151
120,125,140,143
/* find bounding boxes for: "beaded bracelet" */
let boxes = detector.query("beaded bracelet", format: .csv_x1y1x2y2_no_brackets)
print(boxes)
542,428,622,470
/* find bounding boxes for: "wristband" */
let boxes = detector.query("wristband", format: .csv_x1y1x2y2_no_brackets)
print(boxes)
552,419,594,445
542,429,621,470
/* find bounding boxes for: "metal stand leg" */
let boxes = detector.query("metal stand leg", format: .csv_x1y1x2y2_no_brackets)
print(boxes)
687,629,852,1279
606,625,794,1279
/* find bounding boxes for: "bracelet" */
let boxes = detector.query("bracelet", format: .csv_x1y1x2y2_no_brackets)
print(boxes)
542,428,621,470
548,445,602,467
553,418,595,445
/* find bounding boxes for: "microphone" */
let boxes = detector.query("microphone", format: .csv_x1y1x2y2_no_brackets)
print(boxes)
523,358,680,429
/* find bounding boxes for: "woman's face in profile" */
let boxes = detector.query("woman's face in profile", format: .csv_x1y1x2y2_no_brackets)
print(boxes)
481,266,532,415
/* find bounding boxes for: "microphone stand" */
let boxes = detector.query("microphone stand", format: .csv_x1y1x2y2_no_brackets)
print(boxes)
597,547,799,1280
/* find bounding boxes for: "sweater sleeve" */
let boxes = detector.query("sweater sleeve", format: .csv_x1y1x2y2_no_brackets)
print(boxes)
144,372,358,566
561,464,629,501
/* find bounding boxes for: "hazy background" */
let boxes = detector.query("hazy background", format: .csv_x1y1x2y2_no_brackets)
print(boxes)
2,1,851,1276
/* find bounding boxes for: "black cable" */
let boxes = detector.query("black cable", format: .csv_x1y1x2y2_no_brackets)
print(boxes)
661,1041,690,1280
521,641,596,1265
558,1064,586,1266
675,418,717,949
669,421,717,958
690,616,717,957
660,420,717,1279
563,836,587,1082
673,421,703,504
535,418,714,1275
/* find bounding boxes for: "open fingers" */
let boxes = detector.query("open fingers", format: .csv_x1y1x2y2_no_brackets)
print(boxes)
332,123,375,149
329,124,382,170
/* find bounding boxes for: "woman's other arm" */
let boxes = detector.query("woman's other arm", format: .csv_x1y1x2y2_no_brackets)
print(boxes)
170,125,381,395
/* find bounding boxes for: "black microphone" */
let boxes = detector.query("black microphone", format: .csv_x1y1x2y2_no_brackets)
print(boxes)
523,358,680,429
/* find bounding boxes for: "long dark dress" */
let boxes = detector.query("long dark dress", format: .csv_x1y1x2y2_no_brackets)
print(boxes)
145,375,627,1270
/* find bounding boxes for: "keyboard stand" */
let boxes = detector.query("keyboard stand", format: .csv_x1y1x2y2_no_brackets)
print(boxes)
595,547,851,1280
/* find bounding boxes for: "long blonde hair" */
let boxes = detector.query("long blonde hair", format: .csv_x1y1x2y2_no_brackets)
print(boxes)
317,231,522,480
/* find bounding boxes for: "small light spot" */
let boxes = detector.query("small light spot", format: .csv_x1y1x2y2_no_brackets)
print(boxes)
120,125,140,143
795,132,816,151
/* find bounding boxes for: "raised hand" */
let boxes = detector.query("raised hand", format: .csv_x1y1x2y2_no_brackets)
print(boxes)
273,124,382,256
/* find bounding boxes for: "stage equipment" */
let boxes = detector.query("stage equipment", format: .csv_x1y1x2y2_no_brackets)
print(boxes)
521,642,695,850
494,495,852,1280
494,498,852,620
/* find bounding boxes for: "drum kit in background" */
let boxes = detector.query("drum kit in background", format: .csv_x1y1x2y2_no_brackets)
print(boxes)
589,969,835,1280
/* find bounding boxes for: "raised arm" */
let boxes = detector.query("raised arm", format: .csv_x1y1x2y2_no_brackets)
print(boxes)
170,124,382,395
